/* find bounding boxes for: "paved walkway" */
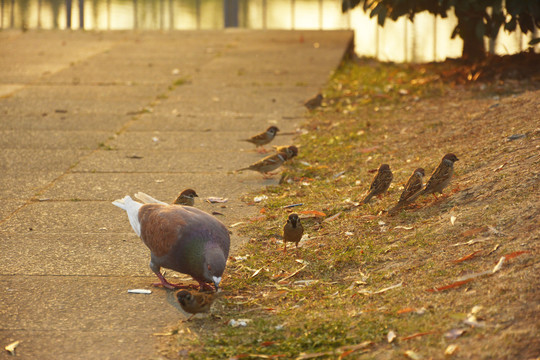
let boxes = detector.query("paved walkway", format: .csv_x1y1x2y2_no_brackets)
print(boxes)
0,29,352,359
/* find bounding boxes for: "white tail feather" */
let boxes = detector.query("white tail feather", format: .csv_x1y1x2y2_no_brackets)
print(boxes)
112,195,143,237
135,192,167,205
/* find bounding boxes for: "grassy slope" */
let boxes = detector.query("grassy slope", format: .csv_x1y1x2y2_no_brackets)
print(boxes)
164,57,539,359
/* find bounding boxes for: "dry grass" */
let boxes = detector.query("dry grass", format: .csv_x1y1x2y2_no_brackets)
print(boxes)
161,55,540,359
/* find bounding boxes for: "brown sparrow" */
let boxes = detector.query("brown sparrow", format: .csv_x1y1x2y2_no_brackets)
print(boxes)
237,145,298,178
273,145,298,160
172,188,198,206
388,168,425,214
242,126,279,153
420,154,459,198
176,289,217,321
283,213,304,252
304,93,323,110
361,164,393,203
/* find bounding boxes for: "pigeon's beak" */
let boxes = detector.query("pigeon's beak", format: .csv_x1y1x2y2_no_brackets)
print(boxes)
213,276,221,290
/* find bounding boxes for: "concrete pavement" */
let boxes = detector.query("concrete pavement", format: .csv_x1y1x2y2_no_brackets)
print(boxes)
0,29,353,359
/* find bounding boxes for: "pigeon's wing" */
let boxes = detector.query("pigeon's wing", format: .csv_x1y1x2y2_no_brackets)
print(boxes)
138,204,186,257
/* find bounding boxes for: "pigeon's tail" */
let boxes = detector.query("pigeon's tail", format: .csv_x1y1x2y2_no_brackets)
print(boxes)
135,192,167,205
112,196,142,237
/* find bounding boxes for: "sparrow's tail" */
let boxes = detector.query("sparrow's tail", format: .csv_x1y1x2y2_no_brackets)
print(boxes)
361,191,374,204
112,195,142,237
235,167,250,172
135,192,167,205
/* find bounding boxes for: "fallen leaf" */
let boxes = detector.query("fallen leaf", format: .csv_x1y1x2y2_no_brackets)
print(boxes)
453,250,482,263
450,215,457,225
492,257,505,273
260,341,276,347
359,146,379,153
360,282,403,295
503,250,530,260
251,267,264,278
445,344,458,356
460,227,488,237
397,307,415,315
426,279,474,292
394,225,414,230
260,208,267,214
401,330,437,341
387,330,397,343
230,222,245,228
253,195,268,203
487,243,500,256
404,350,422,360
207,197,228,203
324,212,342,222
299,210,326,217
5,341,20,355
444,328,467,340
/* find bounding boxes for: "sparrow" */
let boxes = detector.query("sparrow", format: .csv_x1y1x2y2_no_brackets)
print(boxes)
176,289,217,321
172,188,198,206
304,93,323,110
273,145,298,160
112,194,230,291
361,164,393,204
283,213,304,252
420,153,459,199
237,145,298,178
241,126,279,153
388,168,425,215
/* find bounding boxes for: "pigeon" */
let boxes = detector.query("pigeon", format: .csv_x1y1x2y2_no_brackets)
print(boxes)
172,188,198,206
420,153,459,199
237,145,298,178
112,195,230,291
176,289,217,321
283,213,304,252
241,126,279,153
304,93,323,110
361,164,393,204
388,168,425,215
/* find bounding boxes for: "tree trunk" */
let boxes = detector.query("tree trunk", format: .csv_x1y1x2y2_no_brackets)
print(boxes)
456,13,486,62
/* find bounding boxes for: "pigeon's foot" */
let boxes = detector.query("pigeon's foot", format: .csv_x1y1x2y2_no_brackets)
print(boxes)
153,273,197,290
197,281,216,292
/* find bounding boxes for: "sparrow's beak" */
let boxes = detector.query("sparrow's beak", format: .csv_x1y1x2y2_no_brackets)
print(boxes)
213,276,221,290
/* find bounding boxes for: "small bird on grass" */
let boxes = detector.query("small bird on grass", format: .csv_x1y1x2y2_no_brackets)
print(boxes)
420,153,459,199
176,289,217,321
283,213,304,252
388,168,425,215
172,188,198,206
237,145,298,178
112,194,230,291
361,164,393,204
241,126,279,153
304,93,323,110
273,145,299,160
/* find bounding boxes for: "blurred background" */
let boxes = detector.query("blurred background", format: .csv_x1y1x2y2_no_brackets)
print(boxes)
1,0,537,62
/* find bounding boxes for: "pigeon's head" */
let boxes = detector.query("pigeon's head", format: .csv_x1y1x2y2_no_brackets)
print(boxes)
287,213,300,228
442,153,459,164
267,126,280,136
414,168,425,177
203,247,227,290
